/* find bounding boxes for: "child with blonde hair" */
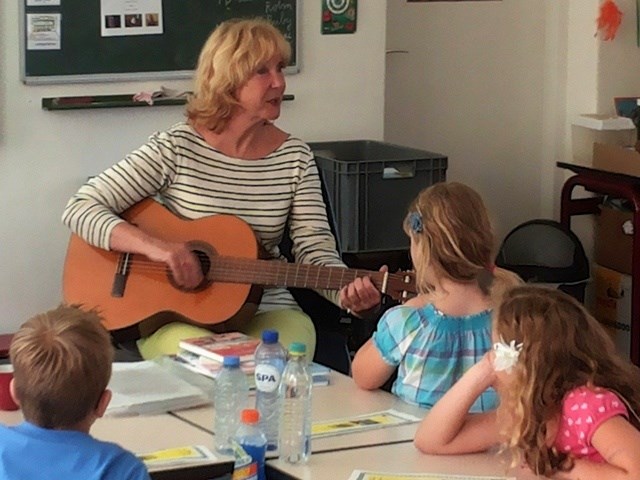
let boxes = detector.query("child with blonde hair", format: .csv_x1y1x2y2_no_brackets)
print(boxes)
1,305,150,480
351,182,521,411
414,286,640,479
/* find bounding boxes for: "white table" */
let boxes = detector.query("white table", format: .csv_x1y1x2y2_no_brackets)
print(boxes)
267,442,544,480
172,370,427,453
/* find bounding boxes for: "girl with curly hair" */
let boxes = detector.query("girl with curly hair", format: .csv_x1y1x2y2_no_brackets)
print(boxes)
415,285,640,479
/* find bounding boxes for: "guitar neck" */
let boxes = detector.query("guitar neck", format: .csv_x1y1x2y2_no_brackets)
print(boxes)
210,257,387,292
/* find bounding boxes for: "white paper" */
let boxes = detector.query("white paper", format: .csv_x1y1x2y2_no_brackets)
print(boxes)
26,13,61,50
101,0,163,37
312,409,421,438
106,361,210,417
26,0,61,6
348,472,514,480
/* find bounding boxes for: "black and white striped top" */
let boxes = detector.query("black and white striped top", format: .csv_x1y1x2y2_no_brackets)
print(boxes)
62,122,344,312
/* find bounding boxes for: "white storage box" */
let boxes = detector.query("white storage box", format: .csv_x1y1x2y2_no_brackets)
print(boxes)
571,114,635,166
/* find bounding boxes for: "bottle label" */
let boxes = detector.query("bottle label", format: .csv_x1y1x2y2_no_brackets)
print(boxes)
231,442,259,480
254,364,281,393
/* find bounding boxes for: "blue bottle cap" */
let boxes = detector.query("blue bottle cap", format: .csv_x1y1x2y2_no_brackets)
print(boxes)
223,355,241,367
288,342,306,355
261,329,279,344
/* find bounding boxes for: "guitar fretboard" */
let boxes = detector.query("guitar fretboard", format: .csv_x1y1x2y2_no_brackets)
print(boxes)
210,257,396,293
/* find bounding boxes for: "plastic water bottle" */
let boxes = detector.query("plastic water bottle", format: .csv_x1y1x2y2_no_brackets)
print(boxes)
254,329,287,452
278,342,312,464
214,355,249,455
233,409,267,480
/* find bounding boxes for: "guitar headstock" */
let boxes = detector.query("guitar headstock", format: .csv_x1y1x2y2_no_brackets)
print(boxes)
384,271,417,303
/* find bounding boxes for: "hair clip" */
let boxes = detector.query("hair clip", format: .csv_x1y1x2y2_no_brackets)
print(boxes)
493,337,523,373
408,211,423,234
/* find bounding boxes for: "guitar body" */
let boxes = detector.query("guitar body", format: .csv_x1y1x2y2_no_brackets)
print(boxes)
63,199,259,332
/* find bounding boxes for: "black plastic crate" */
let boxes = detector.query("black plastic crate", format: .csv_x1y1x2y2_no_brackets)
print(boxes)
309,140,448,253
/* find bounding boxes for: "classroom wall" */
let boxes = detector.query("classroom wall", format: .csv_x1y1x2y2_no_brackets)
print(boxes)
3,1,639,333
0,3,387,332
385,0,640,254
384,0,548,240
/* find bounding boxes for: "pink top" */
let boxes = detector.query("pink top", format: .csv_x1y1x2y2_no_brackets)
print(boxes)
554,385,628,462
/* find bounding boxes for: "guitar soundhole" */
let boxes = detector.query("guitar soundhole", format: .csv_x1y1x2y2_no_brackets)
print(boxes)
188,248,212,292
195,250,211,276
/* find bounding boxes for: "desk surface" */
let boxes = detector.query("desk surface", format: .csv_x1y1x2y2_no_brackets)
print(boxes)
267,442,541,480
0,408,220,456
173,370,427,453
557,161,640,184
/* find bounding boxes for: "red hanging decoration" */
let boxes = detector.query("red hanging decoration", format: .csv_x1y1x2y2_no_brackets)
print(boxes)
596,0,623,41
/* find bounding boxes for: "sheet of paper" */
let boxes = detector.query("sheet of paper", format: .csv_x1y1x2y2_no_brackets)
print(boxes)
138,445,220,469
26,13,61,50
100,0,163,37
107,361,210,417
312,409,421,438
348,471,515,480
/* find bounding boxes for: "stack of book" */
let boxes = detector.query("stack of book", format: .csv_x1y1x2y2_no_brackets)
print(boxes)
175,332,260,381
172,332,331,387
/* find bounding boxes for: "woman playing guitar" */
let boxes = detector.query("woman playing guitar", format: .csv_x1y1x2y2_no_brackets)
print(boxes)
62,19,397,360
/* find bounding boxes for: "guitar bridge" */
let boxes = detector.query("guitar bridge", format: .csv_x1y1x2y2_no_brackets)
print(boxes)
111,252,131,297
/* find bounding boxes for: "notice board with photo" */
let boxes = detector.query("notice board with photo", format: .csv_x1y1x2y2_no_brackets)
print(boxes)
20,0,298,85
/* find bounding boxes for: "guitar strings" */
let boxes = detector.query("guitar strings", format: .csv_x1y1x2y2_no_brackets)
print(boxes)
108,257,414,292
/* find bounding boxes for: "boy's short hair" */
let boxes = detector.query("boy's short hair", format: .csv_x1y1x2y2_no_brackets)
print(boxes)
9,305,114,429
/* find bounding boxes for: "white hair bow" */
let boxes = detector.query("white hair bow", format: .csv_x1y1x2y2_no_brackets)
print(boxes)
493,337,523,373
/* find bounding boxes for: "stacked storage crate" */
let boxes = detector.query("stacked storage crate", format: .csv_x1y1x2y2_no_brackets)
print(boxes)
309,140,448,351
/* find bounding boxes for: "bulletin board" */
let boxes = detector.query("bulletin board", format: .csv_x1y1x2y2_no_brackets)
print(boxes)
20,0,299,85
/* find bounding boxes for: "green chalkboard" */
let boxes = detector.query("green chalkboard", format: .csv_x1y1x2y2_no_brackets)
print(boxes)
21,0,298,85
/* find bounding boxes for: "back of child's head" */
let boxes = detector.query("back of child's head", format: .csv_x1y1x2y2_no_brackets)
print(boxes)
9,304,114,429
494,285,640,475
403,181,520,296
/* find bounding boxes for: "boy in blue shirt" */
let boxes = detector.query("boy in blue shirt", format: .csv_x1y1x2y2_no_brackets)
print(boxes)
0,305,150,479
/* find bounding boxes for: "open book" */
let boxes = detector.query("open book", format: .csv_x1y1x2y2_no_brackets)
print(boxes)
106,361,210,417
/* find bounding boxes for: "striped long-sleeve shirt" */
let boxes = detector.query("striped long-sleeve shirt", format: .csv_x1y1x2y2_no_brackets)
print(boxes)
62,122,345,312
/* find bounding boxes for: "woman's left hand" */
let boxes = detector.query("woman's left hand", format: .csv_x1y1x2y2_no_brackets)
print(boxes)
339,266,386,317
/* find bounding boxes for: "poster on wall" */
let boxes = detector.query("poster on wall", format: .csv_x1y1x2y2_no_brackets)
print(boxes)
322,0,357,34
101,0,163,37
26,13,61,50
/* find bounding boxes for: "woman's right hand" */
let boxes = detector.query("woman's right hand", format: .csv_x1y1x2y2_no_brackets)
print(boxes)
150,240,204,290
109,222,204,290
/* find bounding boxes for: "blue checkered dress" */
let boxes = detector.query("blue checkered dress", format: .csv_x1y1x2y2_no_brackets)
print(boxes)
372,304,497,412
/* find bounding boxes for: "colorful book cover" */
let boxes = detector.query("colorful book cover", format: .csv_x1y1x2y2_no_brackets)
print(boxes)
178,332,260,363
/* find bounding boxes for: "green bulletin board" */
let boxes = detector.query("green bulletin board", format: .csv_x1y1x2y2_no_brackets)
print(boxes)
21,0,298,85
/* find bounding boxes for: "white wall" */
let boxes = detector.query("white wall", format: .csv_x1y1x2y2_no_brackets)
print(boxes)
0,2,387,332
385,0,548,240
385,0,640,250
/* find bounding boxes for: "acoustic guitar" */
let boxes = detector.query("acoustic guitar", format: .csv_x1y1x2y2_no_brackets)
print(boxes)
63,199,417,333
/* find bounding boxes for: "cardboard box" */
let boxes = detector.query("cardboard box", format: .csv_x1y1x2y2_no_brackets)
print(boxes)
594,206,633,275
593,264,631,359
572,115,635,166
593,142,640,177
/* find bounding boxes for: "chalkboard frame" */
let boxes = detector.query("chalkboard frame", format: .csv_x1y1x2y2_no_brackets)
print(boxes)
20,0,299,85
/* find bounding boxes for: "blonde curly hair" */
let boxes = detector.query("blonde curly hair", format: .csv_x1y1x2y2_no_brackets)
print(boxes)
494,285,640,476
